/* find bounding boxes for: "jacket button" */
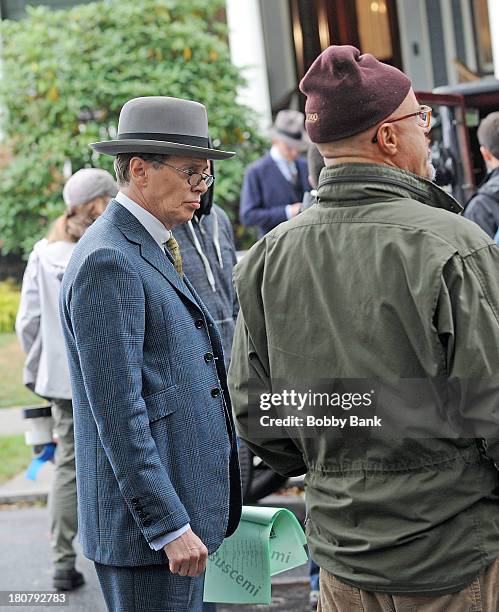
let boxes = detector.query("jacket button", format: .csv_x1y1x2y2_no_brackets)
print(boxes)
138,510,146,518
204,353,214,363
211,388,220,398
131,497,139,505
195,319,204,328
143,519,152,527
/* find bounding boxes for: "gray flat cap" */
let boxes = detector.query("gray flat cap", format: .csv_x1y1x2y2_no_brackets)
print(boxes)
90,96,235,161
63,168,118,211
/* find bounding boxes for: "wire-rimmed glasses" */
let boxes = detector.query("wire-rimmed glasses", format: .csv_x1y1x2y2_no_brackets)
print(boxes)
158,161,214,188
372,105,432,143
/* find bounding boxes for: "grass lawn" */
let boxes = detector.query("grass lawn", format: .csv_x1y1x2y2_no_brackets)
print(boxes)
0,333,40,409
0,434,32,484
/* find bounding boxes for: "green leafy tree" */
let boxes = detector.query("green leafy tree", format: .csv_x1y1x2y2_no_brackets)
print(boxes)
0,0,265,255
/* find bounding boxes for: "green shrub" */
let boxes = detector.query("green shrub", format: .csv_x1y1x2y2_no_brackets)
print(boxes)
0,435,32,483
0,0,266,256
0,280,20,333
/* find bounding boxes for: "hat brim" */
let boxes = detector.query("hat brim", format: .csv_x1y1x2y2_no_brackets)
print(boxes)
90,139,235,160
270,129,310,152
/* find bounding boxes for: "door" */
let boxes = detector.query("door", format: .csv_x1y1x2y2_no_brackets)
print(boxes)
289,0,403,80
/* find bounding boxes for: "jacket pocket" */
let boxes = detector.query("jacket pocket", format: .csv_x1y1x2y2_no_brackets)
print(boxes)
144,385,179,422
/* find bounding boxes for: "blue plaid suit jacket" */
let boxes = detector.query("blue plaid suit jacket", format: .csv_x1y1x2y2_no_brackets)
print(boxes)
60,200,241,566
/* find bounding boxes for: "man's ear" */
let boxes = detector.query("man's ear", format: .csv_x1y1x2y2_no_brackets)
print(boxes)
480,145,493,163
129,157,148,186
376,124,398,157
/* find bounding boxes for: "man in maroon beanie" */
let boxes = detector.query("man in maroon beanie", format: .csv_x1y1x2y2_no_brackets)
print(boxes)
229,45,499,611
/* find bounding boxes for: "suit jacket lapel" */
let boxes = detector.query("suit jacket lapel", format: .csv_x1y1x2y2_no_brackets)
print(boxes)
297,159,309,191
103,200,200,309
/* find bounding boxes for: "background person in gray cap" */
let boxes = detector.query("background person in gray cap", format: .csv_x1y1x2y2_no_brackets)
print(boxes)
59,96,241,612
229,45,499,611
16,168,117,591
463,111,499,238
240,109,311,236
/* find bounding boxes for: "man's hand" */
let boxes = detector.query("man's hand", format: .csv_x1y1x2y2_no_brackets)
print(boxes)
289,203,302,217
163,528,208,577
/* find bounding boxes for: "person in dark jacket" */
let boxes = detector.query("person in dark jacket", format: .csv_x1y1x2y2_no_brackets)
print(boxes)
173,161,238,366
240,110,311,236
463,111,499,237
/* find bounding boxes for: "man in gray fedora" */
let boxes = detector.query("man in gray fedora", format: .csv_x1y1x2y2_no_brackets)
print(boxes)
60,96,242,611
240,109,311,236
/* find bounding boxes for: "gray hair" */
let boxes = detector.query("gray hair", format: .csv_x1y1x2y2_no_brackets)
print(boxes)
114,153,169,186
477,112,499,159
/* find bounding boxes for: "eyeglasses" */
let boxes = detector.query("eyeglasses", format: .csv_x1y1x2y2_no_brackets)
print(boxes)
157,161,214,188
371,105,432,143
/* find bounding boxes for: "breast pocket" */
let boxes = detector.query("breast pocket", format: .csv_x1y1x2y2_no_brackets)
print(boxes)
144,385,179,422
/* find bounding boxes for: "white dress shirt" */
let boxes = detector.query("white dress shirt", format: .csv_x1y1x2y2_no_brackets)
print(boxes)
115,191,190,551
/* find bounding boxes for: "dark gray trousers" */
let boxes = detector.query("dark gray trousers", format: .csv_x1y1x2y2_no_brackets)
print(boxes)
49,398,78,571
94,562,205,612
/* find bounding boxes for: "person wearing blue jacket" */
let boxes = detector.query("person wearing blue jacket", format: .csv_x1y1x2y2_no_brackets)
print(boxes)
240,110,311,236
59,96,241,612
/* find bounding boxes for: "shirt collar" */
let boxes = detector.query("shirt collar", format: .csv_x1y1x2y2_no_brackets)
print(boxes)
115,191,171,248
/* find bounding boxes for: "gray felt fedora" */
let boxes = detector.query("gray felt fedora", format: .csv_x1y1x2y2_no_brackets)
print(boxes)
90,96,235,160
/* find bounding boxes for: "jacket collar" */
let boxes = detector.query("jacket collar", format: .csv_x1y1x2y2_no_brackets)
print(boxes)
102,199,199,308
479,166,499,190
317,163,463,215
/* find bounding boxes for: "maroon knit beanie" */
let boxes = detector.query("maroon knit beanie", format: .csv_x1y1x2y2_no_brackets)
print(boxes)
299,45,412,142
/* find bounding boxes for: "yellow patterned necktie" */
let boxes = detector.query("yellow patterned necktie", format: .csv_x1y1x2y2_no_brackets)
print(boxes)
165,235,183,277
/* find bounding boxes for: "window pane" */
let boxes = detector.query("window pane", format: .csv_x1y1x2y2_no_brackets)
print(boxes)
355,0,393,60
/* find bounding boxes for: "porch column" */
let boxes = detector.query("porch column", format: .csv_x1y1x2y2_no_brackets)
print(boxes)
225,0,272,131
488,0,499,78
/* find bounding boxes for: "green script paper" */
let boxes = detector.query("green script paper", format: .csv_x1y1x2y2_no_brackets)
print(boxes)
203,506,308,604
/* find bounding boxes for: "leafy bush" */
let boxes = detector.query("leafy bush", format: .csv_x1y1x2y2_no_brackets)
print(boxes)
0,435,32,482
0,0,266,256
0,280,21,333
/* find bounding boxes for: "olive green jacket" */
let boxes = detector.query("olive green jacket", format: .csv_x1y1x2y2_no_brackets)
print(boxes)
229,163,499,595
